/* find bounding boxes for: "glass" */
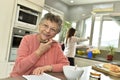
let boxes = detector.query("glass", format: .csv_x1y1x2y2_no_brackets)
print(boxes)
41,24,58,34
18,10,37,25
92,16,101,47
101,20,120,48
83,14,120,49
89,72,101,80
84,17,92,38
83,17,92,45
87,51,93,59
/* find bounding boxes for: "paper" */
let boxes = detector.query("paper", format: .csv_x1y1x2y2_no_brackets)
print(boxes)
23,73,61,80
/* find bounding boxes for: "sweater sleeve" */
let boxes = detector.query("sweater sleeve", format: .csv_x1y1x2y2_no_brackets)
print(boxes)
51,43,70,72
10,35,40,77
72,36,88,42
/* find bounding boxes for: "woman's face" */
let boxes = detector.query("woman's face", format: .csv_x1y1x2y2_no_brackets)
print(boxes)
38,20,58,41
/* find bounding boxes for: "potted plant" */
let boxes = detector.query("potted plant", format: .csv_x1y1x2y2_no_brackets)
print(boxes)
106,45,115,61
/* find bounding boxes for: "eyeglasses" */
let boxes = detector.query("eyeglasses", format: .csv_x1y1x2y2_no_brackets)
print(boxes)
41,24,58,33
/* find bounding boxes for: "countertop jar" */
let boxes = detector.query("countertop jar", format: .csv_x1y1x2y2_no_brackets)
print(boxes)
89,72,101,80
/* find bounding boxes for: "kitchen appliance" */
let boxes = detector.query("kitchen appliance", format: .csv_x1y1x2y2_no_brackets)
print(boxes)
15,4,41,30
8,28,34,62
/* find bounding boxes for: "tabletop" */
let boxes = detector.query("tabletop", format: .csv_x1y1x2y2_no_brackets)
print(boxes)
1,66,120,80
0,72,66,80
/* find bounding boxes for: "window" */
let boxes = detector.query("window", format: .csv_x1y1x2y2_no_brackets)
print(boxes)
92,16,101,47
82,17,92,45
83,14,120,51
101,18,120,48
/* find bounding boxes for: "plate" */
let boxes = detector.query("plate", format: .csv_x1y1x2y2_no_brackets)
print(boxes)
92,64,120,77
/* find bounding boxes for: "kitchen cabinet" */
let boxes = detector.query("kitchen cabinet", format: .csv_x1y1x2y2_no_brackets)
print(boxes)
0,0,16,62
0,63,7,78
0,62,15,78
6,62,15,77
75,57,107,67
17,0,45,12
0,0,16,78
0,0,45,78
26,0,45,7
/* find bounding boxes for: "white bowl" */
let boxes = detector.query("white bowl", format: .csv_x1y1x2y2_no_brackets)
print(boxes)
63,66,84,80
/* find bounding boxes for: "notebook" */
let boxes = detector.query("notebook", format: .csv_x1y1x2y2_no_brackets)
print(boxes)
23,73,61,80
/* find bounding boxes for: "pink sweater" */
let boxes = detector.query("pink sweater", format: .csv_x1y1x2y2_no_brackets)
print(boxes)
10,34,69,77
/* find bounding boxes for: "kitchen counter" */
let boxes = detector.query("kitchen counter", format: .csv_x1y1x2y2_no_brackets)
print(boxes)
76,46,120,66
75,54,120,66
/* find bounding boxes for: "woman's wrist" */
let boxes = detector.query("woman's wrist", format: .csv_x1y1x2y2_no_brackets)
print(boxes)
35,50,42,57
46,65,53,72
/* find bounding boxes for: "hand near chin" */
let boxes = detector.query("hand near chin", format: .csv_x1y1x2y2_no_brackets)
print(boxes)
35,39,53,56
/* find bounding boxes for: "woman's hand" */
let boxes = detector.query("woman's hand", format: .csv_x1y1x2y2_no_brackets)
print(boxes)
32,65,52,75
35,39,53,56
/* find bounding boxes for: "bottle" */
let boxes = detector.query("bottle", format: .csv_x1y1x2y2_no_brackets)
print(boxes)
89,72,101,80
88,51,93,59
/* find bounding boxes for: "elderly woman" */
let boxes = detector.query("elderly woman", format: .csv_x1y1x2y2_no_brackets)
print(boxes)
10,13,69,77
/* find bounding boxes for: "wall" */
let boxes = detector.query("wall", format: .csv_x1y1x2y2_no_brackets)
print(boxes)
45,0,69,21
45,0,120,22
68,5,92,22
69,2,120,22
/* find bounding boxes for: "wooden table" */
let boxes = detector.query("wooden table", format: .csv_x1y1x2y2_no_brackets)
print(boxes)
1,66,120,80
80,66,120,80
0,72,66,80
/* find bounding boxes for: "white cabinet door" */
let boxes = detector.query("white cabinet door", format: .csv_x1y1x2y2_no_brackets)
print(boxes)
0,0,16,78
0,63,7,78
0,62,14,78
0,0,16,62
6,62,15,77
26,0,45,7
17,0,45,12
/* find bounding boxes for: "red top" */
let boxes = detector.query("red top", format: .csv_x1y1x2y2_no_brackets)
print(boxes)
10,34,69,77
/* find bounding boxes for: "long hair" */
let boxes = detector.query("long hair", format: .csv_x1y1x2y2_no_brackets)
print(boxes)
65,28,76,44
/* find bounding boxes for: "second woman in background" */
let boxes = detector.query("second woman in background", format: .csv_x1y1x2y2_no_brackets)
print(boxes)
64,27,89,66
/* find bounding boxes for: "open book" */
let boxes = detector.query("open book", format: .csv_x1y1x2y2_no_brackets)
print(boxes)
23,73,61,80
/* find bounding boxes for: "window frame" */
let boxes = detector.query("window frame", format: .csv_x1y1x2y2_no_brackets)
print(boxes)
81,14,120,52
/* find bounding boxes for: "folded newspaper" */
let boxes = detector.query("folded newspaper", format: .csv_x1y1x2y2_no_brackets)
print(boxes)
23,73,61,80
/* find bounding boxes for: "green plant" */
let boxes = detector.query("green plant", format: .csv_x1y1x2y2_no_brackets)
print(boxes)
106,45,115,55
59,21,72,42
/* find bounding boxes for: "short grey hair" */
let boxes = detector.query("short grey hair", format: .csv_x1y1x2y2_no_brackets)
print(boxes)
40,13,62,33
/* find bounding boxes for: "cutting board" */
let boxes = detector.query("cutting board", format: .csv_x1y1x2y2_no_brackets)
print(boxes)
92,65,120,77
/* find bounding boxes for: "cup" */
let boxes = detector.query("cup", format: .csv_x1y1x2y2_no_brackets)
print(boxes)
63,66,84,80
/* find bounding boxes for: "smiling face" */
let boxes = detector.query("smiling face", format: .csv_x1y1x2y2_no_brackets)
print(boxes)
37,13,62,42
38,19,59,42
